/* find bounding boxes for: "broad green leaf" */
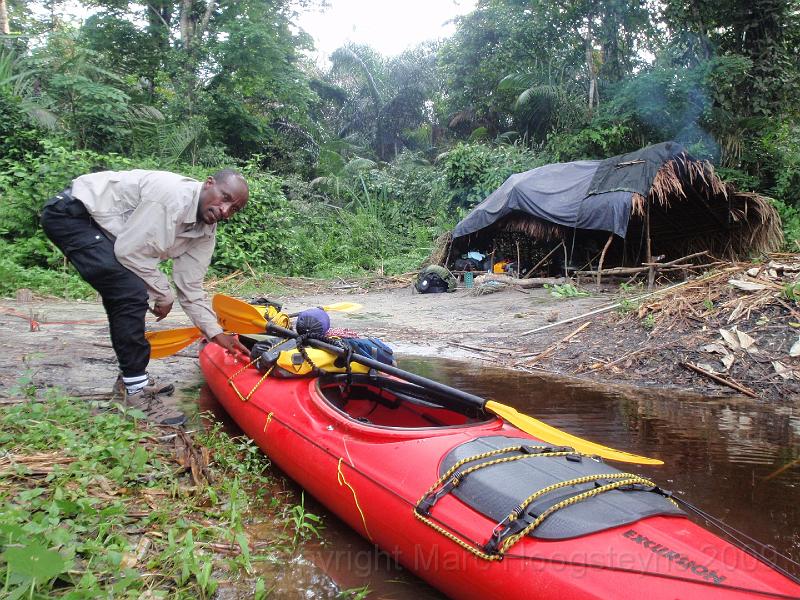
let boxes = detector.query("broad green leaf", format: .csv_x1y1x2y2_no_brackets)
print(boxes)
3,542,65,579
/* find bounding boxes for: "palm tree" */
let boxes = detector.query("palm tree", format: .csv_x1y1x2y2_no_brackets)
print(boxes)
0,49,58,130
498,69,587,143
326,43,437,161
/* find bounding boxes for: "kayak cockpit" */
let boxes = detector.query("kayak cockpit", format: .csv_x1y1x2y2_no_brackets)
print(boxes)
316,373,492,429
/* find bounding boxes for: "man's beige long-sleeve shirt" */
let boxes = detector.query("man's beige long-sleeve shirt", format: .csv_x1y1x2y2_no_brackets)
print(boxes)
71,169,224,339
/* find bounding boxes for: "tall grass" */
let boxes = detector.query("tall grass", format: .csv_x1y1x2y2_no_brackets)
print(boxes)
283,180,447,277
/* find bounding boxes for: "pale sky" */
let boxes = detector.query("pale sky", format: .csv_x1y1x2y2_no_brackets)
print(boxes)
41,1,477,63
297,0,477,63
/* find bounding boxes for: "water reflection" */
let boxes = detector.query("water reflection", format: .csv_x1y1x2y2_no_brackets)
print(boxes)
194,356,800,597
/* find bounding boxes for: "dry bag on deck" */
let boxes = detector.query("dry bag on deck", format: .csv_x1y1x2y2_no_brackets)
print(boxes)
251,336,394,378
415,265,457,294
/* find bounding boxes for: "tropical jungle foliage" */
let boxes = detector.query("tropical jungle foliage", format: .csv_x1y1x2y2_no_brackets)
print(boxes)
1,0,799,298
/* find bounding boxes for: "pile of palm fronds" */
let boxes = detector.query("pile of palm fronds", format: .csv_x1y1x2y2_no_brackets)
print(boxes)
629,153,783,259
635,254,799,333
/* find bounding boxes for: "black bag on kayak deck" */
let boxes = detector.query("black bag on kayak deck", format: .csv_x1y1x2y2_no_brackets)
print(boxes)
415,265,457,294
339,337,396,366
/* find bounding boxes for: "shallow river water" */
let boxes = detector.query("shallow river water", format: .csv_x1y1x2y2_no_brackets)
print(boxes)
194,356,800,598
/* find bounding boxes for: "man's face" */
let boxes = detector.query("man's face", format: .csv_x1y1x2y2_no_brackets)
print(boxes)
197,175,249,225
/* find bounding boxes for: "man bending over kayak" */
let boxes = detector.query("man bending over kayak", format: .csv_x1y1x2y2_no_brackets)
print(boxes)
41,169,250,426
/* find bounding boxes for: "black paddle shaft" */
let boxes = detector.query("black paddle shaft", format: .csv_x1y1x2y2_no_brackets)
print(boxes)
265,323,488,411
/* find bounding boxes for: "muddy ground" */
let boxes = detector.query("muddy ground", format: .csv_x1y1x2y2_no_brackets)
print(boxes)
1,259,799,406
0,282,599,399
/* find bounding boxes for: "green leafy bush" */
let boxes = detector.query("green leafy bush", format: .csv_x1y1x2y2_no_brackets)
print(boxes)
764,123,800,209
439,142,539,208
0,247,94,298
771,198,800,249
0,141,137,241
545,117,636,162
213,169,293,273
282,187,433,277
0,89,42,160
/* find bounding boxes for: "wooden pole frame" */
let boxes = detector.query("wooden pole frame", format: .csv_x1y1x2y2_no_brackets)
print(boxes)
596,232,614,287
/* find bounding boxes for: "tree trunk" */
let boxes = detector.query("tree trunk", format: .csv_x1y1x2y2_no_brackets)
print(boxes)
688,2,713,60
584,18,599,113
179,0,216,52
586,39,596,111
180,0,192,50
0,0,10,35
197,0,215,41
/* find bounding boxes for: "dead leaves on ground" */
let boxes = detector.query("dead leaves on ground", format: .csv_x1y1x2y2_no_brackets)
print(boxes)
0,452,76,476
636,254,800,395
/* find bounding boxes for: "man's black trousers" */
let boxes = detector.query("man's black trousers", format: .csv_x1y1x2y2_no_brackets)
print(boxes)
41,191,150,378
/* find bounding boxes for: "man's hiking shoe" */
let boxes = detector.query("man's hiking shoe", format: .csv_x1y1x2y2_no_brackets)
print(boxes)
112,376,185,426
112,375,175,402
123,392,187,427
145,378,175,397
140,398,187,427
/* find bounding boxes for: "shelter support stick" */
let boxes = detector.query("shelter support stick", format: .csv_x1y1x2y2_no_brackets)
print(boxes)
646,203,654,290
596,233,614,287
523,241,564,279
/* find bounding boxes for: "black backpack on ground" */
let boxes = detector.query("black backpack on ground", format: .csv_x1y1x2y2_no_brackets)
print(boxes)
415,265,457,294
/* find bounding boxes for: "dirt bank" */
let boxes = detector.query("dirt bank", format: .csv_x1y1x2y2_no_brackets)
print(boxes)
0,283,601,399
2,258,798,405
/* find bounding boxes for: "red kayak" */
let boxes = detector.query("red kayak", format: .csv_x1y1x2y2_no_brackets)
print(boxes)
200,342,800,599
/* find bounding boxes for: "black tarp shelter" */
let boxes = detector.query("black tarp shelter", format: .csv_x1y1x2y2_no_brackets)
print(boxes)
446,142,782,277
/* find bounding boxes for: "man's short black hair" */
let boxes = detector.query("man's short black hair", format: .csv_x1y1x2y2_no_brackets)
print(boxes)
212,169,246,185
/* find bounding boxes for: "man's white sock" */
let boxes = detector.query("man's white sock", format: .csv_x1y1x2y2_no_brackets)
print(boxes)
123,374,148,395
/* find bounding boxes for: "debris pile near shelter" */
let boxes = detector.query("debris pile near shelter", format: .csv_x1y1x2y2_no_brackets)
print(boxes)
519,254,800,401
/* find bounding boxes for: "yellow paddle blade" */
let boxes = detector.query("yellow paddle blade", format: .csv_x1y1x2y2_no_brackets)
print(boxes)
485,400,663,465
251,305,291,328
321,301,362,313
146,327,203,359
212,294,269,334
286,301,363,318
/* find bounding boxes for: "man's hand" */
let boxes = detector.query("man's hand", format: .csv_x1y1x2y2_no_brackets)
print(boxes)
150,301,173,321
212,333,249,357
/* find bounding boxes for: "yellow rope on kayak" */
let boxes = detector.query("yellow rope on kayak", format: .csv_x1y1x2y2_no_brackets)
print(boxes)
499,476,662,554
412,445,570,561
337,458,372,542
414,446,675,559
419,445,573,502
507,472,642,523
227,358,274,402
263,412,273,433
412,510,502,561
